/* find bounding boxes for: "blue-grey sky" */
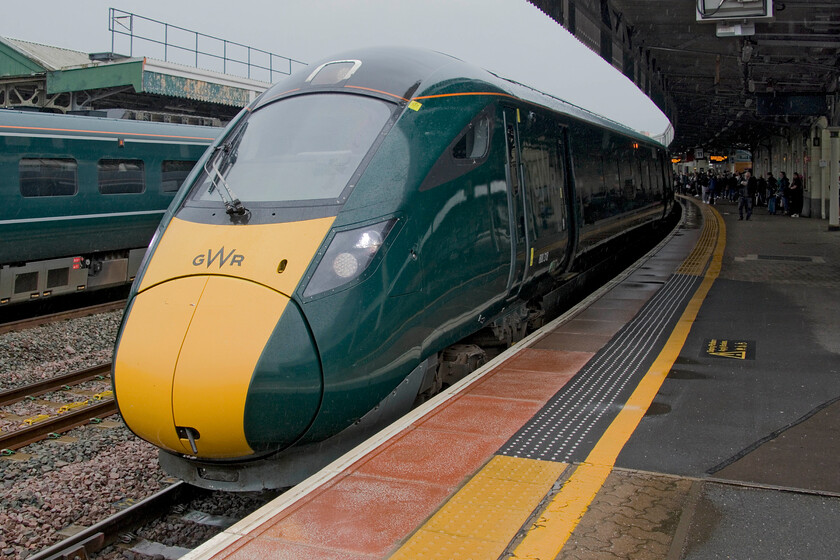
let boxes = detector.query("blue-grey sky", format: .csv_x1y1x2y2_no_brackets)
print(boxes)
0,0,671,137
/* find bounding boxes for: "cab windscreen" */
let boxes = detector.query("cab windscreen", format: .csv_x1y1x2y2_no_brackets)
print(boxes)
187,93,394,205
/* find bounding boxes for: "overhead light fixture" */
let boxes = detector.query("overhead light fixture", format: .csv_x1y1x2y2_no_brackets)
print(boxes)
717,22,756,37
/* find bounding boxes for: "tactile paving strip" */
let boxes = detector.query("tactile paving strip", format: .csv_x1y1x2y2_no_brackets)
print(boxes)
677,201,719,276
498,271,702,464
390,455,566,559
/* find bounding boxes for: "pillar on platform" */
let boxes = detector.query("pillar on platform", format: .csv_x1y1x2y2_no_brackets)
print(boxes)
829,127,839,231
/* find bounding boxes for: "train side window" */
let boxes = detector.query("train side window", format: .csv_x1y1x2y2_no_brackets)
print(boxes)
161,160,197,193
453,115,490,160
521,140,566,237
419,107,494,191
519,113,567,238
19,158,78,197
98,159,145,194
620,144,635,202
653,149,664,199
569,123,608,225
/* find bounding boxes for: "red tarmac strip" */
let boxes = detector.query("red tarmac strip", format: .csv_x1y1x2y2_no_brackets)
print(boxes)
203,348,593,558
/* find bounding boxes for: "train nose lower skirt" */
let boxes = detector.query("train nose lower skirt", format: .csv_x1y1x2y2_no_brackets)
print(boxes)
114,275,290,458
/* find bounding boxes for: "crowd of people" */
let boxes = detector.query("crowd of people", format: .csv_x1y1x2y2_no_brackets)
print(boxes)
674,169,805,219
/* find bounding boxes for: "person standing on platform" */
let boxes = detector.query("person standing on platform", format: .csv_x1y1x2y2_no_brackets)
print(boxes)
767,172,779,214
755,173,767,207
789,172,804,217
699,171,709,202
779,171,790,215
728,172,738,201
738,171,755,220
708,172,717,205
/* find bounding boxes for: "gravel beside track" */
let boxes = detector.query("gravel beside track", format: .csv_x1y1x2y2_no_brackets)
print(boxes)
0,310,172,559
0,312,121,391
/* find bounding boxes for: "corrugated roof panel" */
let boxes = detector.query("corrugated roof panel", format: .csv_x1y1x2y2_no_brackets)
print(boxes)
2,37,91,71
0,38,47,76
142,70,255,106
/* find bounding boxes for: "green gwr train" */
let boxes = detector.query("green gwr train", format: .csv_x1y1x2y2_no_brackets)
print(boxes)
113,47,674,490
0,110,219,305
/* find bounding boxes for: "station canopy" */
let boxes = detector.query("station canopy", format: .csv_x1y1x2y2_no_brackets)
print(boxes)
607,0,839,152
0,37,271,123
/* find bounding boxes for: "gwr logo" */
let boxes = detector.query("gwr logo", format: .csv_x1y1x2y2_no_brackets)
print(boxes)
192,247,245,268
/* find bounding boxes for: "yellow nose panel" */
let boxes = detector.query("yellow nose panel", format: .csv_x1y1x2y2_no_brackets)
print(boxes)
114,275,207,453
171,275,289,458
114,275,289,459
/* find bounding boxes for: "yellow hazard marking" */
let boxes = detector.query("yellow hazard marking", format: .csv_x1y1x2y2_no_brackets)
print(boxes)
408,100,422,111
23,414,51,426
390,456,566,559
57,401,89,414
706,339,749,359
676,201,721,276
709,351,746,359
511,199,726,559
530,247,535,267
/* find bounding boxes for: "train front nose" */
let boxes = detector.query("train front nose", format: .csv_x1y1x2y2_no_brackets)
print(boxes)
113,275,322,459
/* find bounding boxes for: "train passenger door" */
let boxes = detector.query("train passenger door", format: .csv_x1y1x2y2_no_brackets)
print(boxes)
513,109,574,284
502,107,528,298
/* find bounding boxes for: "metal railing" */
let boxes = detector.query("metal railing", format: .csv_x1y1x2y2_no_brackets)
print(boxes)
109,8,307,82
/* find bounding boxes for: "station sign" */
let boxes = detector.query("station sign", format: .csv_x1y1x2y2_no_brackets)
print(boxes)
696,0,773,22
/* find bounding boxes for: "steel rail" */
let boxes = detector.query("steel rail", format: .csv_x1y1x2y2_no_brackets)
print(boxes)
28,481,205,560
0,363,112,407
0,399,117,451
0,300,126,335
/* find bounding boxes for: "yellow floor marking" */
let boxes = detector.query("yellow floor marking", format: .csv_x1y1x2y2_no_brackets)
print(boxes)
677,201,721,276
390,456,566,559
512,201,726,559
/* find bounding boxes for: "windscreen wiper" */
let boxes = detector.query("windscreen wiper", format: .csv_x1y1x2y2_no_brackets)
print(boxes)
203,120,250,220
204,154,249,217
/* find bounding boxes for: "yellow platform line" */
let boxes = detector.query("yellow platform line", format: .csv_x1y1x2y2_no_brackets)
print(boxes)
677,199,721,276
511,200,726,559
390,455,567,559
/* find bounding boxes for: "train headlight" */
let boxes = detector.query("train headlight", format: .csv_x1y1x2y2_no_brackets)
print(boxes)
332,252,359,278
303,219,395,297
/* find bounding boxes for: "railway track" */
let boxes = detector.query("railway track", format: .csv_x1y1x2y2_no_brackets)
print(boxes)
27,481,280,560
28,481,205,560
0,362,117,452
0,300,126,335
0,363,111,406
